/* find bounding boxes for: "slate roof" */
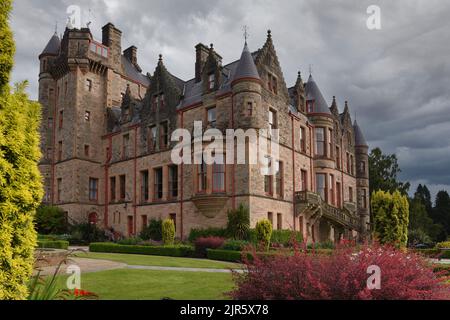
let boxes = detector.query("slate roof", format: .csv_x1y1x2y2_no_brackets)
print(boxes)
232,43,260,83
353,120,368,146
121,55,150,87
305,75,331,114
41,33,60,56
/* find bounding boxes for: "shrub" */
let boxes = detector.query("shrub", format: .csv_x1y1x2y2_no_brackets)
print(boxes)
89,243,194,257
227,204,250,240
271,230,303,247
162,219,175,245
35,205,69,235
194,237,225,257
117,237,142,246
207,249,243,262
0,62,43,299
307,240,335,250
230,243,450,300
436,241,450,249
69,223,107,245
139,219,162,241
222,240,250,251
188,227,228,242
255,220,272,251
36,240,69,250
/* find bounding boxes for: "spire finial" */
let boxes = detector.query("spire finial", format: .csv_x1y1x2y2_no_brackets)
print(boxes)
243,25,249,44
159,54,163,62
309,64,313,75
267,29,272,39
54,21,58,35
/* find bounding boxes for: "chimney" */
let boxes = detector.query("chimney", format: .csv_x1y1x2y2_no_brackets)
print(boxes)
102,23,122,69
195,43,210,83
124,46,137,65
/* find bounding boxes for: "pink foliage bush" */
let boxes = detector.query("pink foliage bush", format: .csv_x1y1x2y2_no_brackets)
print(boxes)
230,243,450,300
194,236,225,257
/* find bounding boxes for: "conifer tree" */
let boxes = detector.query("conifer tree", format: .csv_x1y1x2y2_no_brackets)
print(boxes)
0,0,44,300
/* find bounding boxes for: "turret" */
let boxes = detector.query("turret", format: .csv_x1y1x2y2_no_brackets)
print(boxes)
354,120,370,236
292,72,306,113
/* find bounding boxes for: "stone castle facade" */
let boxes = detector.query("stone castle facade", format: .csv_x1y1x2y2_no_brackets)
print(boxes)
38,22,370,242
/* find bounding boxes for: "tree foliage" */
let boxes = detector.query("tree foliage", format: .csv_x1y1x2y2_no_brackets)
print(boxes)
255,219,272,251
35,205,68,235
432,191,450,241
368,147,410,196
0,0,44,300
162,219,175,245
371,190,409,247
227,204,250,240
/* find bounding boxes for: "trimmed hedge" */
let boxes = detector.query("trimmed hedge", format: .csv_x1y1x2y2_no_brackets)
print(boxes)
37,240,69,250
188,228,228,242
207,249,243,262
89,243,195,257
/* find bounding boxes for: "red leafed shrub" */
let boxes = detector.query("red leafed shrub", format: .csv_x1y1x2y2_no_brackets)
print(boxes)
230,243,450,300
194,237,225,257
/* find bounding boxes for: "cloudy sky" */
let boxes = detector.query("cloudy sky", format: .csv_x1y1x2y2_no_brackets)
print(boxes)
9,0,450,201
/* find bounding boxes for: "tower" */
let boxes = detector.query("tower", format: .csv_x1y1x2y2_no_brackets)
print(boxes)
354,120,370,237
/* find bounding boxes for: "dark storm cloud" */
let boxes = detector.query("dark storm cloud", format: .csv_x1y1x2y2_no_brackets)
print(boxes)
9,0,450,200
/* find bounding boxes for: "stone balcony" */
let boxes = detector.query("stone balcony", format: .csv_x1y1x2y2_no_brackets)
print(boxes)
295,191,360,231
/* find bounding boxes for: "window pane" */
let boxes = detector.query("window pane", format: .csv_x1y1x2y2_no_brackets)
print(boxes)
213,163,225,191
316,174,326,200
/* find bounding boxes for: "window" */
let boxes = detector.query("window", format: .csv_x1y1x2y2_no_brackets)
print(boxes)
46,148,52,161
160,122,169,149
362,189,367,209
208,73,215,90
268,212,274,225
347,131,353,146
301,170,308,191
349,186,354,202
207,107,217,128
264,157,273,195
316,173,327,201
141,215,148,231
159,94,165,108
57,178,62,202
328,129,333,158
329,174,335,206
268,73,277,94
299,216,304,235
122,134,130,159
58,141,62,161
336,146,341,169
350,155,354,175
89,42,108,58
89,178,99,202
48,118,53,130
119,175,126,201
247,102,253,116
44,178,51,203
315,128,325,156
86,79,93,92
268,109,277,133
64,81,68,96
148,126,157,152
277,213,282,230
154,168,163,200
84,145,90,157
170,213,177,231
275,161,283,198
59,111,64,129
141,170,149,202
110,177,116,203
336,182,342,207
300,127,306,152
346,152,351,173
213,162,225,192
306,100,314,113
85,111,91,122
360,161,366,174
198,160,207,192
169,166,178,198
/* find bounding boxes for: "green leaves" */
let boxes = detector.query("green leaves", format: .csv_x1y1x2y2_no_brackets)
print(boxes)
255,219,273,251
226,204,250,240
162,219,175,245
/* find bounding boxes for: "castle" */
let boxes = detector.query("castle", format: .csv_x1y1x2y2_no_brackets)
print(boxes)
38,22,370,242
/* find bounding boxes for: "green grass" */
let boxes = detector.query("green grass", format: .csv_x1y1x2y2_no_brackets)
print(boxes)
57,269,234,300
74,251,241,269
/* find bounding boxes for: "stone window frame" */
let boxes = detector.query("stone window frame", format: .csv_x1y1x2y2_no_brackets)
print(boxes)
206,106,217,128
89,177,99,202
153,167,164,201
140,170,149,203
168,165,179,200
275,160,284,199
300,126,307,153
314,127,326,157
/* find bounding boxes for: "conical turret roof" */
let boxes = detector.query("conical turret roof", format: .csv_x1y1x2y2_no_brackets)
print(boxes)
353,120,368,146
232,42,260,83
41,33,61,56
305,75,330,114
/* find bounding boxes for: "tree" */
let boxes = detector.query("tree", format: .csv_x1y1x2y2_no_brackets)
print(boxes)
414,184,432,215
408,197,439,244
371,190,409,247
369,147,410,196
35,205,68,235
255,219,273,251
227,204,250,240
0,0,44,300
162,219,175,245
431,191,450,241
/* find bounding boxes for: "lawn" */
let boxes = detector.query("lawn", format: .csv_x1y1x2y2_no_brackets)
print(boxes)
57,269,235,300
74,251,241,269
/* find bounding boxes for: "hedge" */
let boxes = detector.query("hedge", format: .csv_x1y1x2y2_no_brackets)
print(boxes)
207,249,244,262
188,228,228,242
37,240,69,250
89,243,195,257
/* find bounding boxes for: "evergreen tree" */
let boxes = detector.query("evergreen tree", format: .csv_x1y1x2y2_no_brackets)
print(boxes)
368,147,410,196
0,0,44,300
371,190,409,247
408,196,440,244
432,191,450,241
414,184,432,215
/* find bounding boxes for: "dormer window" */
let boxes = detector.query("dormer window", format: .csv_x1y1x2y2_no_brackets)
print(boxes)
268,109,277,133
160,94,165,108
307,100,314,113
152,93,165,110
207,107,217,128
268,73,278,94
208,73,215,90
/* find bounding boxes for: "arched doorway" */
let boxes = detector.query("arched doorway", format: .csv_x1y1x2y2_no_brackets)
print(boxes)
88,212,98,226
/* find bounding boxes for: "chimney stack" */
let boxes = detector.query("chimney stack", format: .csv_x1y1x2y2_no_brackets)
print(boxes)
195,43,210,83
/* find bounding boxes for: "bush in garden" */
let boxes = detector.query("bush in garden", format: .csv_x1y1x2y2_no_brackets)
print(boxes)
222,239,250,251
371,190,409,247
271,230,303,248
436,241,450,249
140,219,162,241
255,220,272,251
188,227,228,242
162,219,175,245
230,243,450,300
194,237,225,257
35,205,68,235
69,223,107,244
0,0,44,299
117,237,143,246
227,204,250,240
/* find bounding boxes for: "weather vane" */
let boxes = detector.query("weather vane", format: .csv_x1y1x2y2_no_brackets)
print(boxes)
243,25,249,44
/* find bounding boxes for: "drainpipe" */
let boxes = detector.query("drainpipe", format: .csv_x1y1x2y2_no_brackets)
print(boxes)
291,115,296,231
180,110,184,239
231,92,236,210
104,135,112,228
133,126,138,235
